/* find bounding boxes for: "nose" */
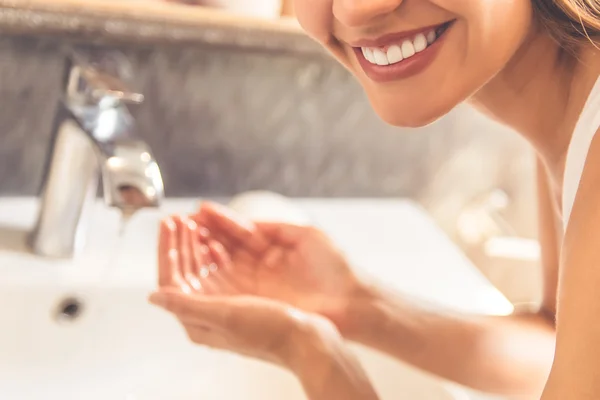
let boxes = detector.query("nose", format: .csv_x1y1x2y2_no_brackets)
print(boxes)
333,0,403,27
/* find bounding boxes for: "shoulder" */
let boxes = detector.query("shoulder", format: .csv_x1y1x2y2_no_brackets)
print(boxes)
563,125,600,247
541,127,600,399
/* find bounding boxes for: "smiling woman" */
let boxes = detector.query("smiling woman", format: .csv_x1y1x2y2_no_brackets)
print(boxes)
292,0,600,127
148,1,600,399
294,0,534,127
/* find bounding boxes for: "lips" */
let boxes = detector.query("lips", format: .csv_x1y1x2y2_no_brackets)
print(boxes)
351,21,454,83
359,22,451,66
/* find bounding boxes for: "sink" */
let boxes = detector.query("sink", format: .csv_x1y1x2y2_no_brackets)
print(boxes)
0,197,513,400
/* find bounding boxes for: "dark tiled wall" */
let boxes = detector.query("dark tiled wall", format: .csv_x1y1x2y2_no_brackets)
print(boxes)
0,35,536,236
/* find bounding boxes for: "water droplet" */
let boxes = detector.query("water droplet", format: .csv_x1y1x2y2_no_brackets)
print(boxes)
118,207,137,236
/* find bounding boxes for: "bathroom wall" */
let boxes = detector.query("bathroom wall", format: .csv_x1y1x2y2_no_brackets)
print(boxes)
0,34,539,301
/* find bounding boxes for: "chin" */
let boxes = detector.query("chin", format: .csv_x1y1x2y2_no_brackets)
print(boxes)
372,102,456,128
362,83,462,128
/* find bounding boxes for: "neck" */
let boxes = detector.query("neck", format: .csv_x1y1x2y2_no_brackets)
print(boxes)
469,32,583,182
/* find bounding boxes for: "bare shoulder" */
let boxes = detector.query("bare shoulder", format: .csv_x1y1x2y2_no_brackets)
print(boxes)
541,128,600,399
563,127,600,249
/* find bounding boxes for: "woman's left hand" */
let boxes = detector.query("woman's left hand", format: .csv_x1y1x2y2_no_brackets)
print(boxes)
150,216,341,369
150,291,333,367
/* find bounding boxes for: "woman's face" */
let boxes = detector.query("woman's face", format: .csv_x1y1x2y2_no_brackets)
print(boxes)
294,0,533,127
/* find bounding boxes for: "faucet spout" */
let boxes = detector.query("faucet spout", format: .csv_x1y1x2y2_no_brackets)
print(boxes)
101,139,163,212
29,50,164,259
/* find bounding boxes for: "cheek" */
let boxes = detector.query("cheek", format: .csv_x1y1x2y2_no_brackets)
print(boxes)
464,0,533,58
293,0,333,44
368,1,533,127
430,0,532,64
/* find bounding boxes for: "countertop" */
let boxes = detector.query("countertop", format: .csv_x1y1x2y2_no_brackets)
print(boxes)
0,0,324,54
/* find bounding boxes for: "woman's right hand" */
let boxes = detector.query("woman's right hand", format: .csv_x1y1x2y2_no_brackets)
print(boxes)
191,202,370,333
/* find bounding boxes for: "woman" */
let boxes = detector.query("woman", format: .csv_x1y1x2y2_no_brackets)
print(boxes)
149,1,600,399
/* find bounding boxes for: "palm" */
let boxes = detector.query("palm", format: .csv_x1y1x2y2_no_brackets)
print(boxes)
258,229,356,312
193,202,361,324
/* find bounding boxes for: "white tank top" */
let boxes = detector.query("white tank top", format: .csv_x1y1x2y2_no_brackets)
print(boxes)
562,76,600,230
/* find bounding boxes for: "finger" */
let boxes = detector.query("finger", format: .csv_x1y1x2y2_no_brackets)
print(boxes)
171,216,194,293
188,210,210,237
191,207,208,225
192,237,220,295
183,219,203,292
207,237,258,291
191,220,219,250
191,212,237,253
158,217,180,288
207,239,232,271
192,209,257,267
172,216,199,292
254,222,309,247
197,225,210,240
149,291,232,327
199,202,270,255
174,216,191,278
205,239,239,295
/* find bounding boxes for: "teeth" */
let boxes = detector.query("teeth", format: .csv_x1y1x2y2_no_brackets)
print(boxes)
386,45,403,64
400,40,415,58
426,30,436,44
413,33,427,52
360,29,439,66
362,47,375,63
373,49,389,65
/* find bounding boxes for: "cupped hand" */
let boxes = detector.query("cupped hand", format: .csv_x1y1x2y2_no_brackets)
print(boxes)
150,291,337,368
151,216,340,369
191,202,366,330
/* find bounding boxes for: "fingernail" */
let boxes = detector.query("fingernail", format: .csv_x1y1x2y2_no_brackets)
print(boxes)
186,219,198,230
197,227,210,239
161,218,176,231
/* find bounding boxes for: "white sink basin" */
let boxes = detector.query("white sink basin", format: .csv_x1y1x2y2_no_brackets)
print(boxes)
0,198,513,400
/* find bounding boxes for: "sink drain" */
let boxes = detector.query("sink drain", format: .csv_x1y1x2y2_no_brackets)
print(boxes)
53,296,85,324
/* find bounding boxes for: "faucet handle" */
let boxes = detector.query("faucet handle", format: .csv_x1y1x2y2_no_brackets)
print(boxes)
75,65,144,104
67,50,144,105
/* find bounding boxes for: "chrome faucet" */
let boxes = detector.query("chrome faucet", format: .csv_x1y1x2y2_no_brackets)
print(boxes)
29,50,164,259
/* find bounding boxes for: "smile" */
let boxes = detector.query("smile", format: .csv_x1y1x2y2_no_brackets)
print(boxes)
351,21,454,82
